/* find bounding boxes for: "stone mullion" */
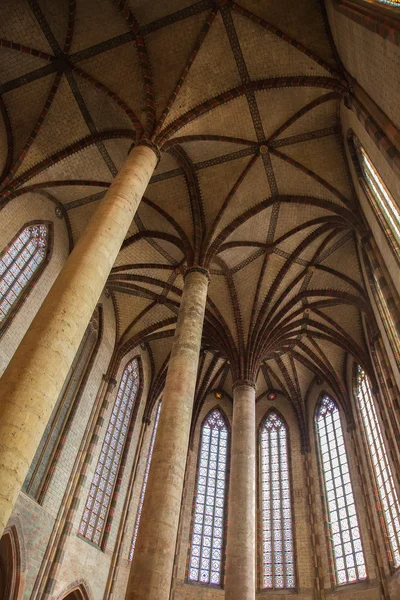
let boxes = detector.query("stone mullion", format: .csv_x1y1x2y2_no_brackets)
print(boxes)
303,452,325,600
349,426,390,599
30,374,114,600
104,418,148,600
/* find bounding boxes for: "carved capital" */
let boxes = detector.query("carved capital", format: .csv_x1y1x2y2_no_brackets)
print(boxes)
184,266,210,281
129,139,161,164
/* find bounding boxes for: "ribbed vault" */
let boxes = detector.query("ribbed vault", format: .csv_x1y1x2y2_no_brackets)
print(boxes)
0,0,373,447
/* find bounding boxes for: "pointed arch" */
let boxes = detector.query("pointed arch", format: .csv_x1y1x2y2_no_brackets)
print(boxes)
259,408,296,590
188,406,230,586
315,393,367,585
56,580,92,600
0,525,24,600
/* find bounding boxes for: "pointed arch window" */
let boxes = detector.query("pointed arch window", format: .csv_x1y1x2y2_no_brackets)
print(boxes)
356,143,400,260
316,395,366,585
189,408,228,586
79,359,139,545
129,401,162,561
357,367,400,566
0,223,49,325
260,411,295,589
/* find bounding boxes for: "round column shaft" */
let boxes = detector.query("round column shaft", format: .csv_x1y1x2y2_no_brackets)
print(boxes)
126,267,209,600
0,143,158,535
225,381,256,600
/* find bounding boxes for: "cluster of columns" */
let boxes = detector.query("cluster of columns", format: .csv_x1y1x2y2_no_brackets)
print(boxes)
0,141,258,599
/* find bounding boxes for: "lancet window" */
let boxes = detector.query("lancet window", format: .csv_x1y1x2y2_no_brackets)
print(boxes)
316,395,366,585
79,359,139,545
0,223,49,325
356,367,400,566
260,411,295,590
188,408,228,586
129,401,162,561
357,144,400,259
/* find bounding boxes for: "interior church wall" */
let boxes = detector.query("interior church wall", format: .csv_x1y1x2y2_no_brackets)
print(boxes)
325,0,400,130
0,193,70,375
52,346,151,600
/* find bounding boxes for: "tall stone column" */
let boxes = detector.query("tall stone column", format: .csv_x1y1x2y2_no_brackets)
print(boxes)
0,142,159,536
225,380,256,600
126,267,209,600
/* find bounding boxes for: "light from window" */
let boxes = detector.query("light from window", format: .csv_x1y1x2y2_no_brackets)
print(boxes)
357,367,400,566
129,401,161,561
359,147,400,257
79,359,139,545
0,224,48,322
189,409,228,586
261,411,295,589
316,395,367,585
376,0,400,5
370,270,400,363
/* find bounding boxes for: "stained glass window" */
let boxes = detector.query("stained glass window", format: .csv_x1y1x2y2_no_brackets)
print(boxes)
0,224,49,323
260,411,295,589
129,401,161,561
376,0,400,5
316,395,367,585
357,367,400,567
358,145,400,259
79,359,139,545
189,409,228,586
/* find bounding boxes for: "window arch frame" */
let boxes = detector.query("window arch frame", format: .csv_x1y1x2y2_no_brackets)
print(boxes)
258,407,298,591
186,405,231,588
314,391,368,588
79,355,143,548
0,220,53,336
352,364,400,571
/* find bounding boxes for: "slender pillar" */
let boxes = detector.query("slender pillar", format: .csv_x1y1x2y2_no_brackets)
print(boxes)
0,142,159,535
225,380,256,600
126,267,209,600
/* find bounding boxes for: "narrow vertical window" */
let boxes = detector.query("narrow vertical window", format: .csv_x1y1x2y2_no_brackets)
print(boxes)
189,409,228,586
357,367,400,566
0,224,49,324
357,144,400,258
129,401,161,561
79,359,139,545
316,395,366,585
260,411,295,589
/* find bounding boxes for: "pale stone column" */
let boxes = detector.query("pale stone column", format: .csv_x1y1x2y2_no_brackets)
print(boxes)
225,380,256,600
0,142,159,535
126,267,209,600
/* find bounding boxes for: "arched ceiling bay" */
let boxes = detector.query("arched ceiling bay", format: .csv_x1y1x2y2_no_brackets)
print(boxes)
0,0,373,446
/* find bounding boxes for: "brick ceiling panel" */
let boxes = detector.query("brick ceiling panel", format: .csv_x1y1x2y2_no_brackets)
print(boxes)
154,152,180,176
238,0,335,65
163,12,241,128
37,0,69,49
39,184,107,206
79,42,146,126
128,0,198,25
179,140,252,164
113,292,153,342
276,96,339,140
232,253,265,340
146,10,211,120
321,237,363,284
145,174,193,240
0,0,53,52
115,238,172,269
215,245,260,272
70,0,128,54
232,11,332,80
0,109,9,177
207,273,238,346
137,201,181,239
0,48,50,84
103,139,133,172
272,203,333,243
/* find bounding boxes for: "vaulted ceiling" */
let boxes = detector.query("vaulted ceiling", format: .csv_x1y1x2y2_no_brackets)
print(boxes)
0,0,374,447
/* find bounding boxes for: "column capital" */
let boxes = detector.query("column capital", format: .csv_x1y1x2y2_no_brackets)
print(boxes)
232,378,256,391
129,139,161,164
184,266,210,281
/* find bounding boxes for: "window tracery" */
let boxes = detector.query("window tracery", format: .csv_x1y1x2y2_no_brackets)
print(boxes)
79,359,139,545
189,408,228,586
0,224,49,324
356,367,400,567
316,395,367,585
260,411,295,590
129,401,162,561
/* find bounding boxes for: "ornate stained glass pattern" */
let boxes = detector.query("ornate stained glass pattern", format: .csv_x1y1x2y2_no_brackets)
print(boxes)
79,359,139,545
357,367,400,567
316,395,367,585
189,409,228,586
0,224,49,322
376,0,400,5
358,145,400,259
260,411,295,589
129,401,162,561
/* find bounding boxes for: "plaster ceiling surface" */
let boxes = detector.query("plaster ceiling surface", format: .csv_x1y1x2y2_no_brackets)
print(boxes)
0,0,374,446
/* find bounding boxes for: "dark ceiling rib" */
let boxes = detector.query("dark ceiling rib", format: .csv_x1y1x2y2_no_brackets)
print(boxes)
271,125,339,148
